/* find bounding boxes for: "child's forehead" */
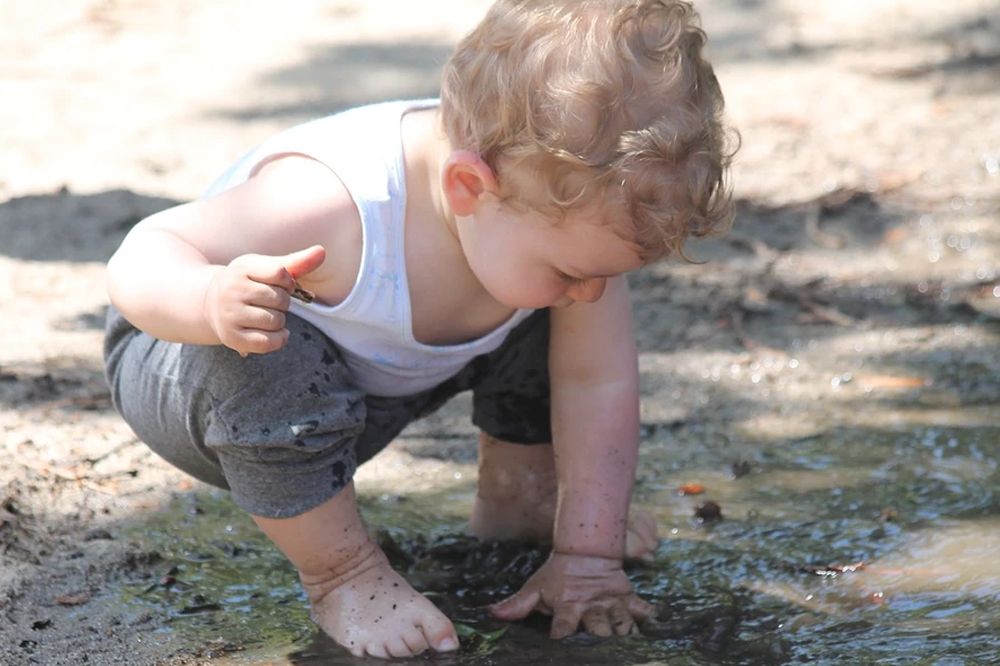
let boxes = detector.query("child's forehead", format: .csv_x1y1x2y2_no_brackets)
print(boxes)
496,158,649,255
552,208,646,272
564,201,633,236
501,164,622,219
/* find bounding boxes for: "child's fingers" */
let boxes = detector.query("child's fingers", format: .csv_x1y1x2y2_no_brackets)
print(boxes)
282,244,326,280
230,247,325,303
549,602,585,639
235,254,298,292
581,606,614,637
232,327,290,356
609,603,635,636
489,588,541,621
242,282,293,312
627,595,656,621
238,305,287,333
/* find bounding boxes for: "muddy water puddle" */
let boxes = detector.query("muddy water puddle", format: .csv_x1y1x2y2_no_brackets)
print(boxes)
117,410,1000,664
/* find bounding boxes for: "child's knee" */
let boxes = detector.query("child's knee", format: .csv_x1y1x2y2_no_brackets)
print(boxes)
108,312,371,517
194,317,368,515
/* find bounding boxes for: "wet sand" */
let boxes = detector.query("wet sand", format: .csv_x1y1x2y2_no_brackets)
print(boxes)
1,0,998,663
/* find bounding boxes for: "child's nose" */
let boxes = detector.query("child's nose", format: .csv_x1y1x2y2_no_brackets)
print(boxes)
567,277,607,303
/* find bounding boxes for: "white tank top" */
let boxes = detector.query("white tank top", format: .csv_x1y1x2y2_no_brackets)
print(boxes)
204,100,534,396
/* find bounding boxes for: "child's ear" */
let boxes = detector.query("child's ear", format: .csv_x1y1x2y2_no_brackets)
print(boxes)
441,150,499,217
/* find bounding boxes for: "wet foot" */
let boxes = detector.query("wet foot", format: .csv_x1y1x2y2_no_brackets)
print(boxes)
468,433,659,561
307,552,459,659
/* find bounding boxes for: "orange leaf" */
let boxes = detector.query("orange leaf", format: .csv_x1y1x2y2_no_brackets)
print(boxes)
678,483,706,495
881,227,909,244
858,374,930,390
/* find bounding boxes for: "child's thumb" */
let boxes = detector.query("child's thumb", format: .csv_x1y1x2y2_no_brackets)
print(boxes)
282,245,326,280
488,588,540,621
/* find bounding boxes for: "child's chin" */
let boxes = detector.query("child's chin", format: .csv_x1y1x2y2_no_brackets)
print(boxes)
550,296,574,308
521,296,570,309
492,291,548,310
489,287,564,310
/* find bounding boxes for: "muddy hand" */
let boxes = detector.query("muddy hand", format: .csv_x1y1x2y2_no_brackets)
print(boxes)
204,245,325,356
489,552,655,638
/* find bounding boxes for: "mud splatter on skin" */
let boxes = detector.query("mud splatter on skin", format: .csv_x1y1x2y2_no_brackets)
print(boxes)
330,462,347,489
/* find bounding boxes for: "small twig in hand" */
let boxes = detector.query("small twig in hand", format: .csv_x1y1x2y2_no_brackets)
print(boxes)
290,281,315,303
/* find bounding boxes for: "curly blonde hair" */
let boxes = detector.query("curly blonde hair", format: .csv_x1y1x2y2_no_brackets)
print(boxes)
440,0,737,259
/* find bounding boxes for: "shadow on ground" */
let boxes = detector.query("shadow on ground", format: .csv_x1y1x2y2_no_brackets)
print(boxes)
207,41,451,123
200,3,1000,129
0,188,177,263
705,0,1000,98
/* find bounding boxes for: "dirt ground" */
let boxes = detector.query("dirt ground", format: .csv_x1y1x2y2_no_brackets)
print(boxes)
1,0,998,664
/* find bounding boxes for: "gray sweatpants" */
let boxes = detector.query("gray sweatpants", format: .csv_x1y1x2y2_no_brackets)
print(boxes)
103,307,551,519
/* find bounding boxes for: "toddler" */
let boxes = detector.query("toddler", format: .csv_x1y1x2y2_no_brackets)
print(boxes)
104,0,734,658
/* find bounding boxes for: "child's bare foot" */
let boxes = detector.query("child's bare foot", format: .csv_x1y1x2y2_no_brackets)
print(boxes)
469,433,660,561
306,549,459,659
252,485,458,660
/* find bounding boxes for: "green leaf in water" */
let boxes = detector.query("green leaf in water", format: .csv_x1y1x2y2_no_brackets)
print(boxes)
453,623,509,655
454,622,477,639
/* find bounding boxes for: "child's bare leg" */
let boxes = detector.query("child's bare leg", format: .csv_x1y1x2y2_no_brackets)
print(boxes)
253,483,458,659
469,432,659,560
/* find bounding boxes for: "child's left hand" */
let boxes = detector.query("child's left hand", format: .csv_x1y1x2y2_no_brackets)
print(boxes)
488,552,655,638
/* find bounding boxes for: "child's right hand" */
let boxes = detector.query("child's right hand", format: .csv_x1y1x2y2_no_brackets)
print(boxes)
204,245,326,355
489,552,655,638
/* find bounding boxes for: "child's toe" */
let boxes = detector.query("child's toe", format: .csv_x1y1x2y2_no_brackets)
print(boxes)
363,642,390,659
433,635,459,652
401,626,430,655
385,636,414,658
423,616,459,652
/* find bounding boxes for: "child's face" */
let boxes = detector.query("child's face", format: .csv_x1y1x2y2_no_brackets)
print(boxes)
456,200,644,309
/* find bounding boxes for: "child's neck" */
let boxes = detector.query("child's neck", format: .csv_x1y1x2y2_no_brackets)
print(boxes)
399,107,515,345
400,108,458,244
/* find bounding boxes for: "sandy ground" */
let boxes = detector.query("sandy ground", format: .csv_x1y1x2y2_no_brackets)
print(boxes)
1,0,998,663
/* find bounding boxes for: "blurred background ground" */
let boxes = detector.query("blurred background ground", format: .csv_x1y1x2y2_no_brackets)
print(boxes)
1,1,998,664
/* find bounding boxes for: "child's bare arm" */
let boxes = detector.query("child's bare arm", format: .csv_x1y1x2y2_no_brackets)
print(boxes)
549,275,641,558
105,156,358,352
491,276,654,636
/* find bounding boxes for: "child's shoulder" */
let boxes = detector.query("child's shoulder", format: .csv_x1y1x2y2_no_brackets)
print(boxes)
250,156,363,305
179,153,362,307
